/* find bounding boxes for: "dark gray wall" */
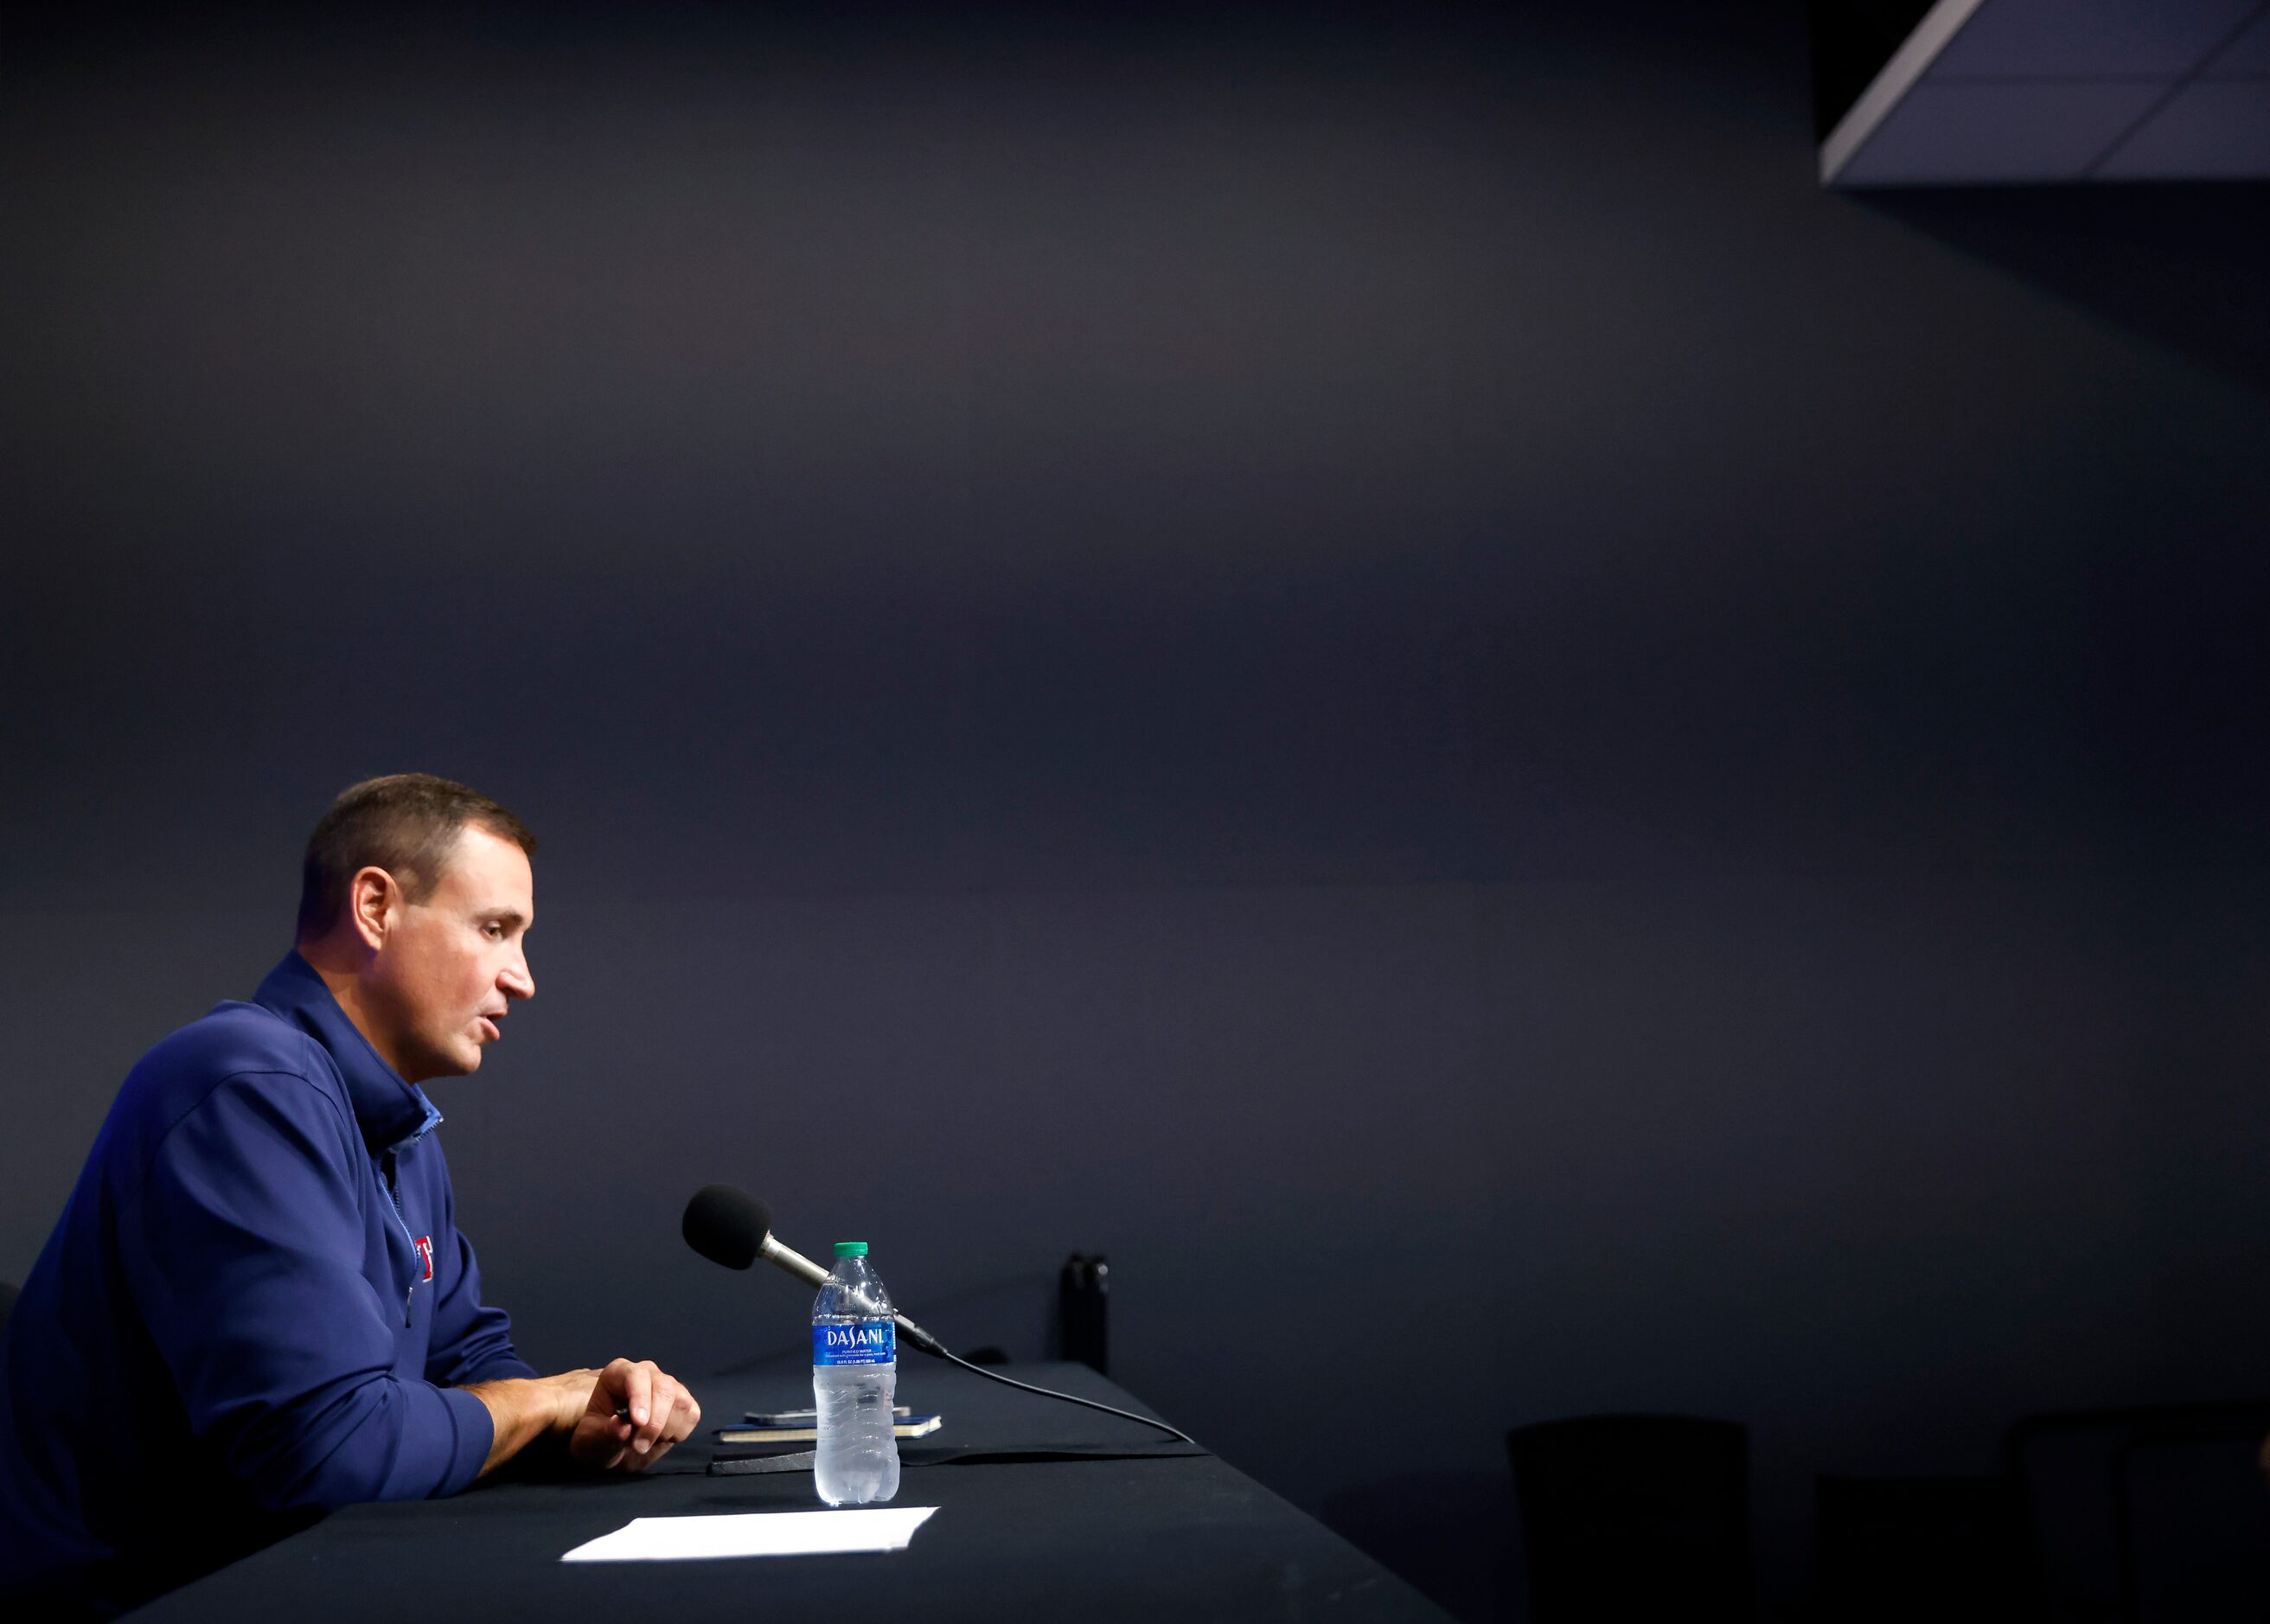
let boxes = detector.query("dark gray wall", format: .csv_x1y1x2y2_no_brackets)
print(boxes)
4,3,2268,1614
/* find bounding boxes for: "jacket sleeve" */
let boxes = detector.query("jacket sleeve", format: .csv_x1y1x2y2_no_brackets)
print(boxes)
119,1071,496,1510
420,1144,538,1388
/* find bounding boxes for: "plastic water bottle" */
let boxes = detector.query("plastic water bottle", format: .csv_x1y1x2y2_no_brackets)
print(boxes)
812,1241,900,1506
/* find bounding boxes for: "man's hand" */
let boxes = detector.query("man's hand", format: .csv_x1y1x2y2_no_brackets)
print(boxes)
463,1359,700,1478
565,1358,701,1472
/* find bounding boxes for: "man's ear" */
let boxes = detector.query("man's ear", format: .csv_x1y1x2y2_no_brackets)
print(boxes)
348,866,401,952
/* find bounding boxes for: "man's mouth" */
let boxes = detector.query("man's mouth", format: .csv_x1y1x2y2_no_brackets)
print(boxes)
478,1016,502,1041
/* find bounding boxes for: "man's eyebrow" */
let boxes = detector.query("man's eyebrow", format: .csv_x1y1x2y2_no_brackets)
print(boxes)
479,909,531,930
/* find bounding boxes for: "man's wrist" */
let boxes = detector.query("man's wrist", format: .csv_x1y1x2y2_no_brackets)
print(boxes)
464,1374,586,1476
549,1369,597,1434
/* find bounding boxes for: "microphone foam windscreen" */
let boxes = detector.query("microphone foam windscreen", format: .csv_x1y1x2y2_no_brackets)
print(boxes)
681,1184,771,1269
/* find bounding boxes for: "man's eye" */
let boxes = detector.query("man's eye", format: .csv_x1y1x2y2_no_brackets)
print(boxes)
484,924,503,938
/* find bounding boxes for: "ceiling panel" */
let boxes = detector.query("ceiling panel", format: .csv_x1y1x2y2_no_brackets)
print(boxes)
1838,80,2168,184
2096,80,2270,176
1924,0,2260,80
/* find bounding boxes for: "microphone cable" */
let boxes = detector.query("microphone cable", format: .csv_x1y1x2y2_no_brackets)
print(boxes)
680,1186,1198,1447
923,1344,1198,1447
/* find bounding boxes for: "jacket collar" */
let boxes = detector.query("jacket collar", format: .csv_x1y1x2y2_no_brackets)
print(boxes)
253,950,443,1154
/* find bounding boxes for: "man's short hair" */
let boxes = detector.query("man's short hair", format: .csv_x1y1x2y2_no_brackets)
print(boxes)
296,774,538,941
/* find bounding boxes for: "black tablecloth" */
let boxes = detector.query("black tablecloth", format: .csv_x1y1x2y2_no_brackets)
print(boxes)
131,1358,1448,1621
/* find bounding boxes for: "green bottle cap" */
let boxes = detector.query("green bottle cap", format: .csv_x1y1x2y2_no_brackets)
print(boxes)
834,1241,869,1256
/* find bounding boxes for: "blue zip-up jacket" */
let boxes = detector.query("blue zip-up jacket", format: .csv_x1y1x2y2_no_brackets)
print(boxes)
0,950,536,1616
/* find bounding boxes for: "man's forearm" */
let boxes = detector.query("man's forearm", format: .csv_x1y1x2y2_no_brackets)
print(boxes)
462,1372,587,1477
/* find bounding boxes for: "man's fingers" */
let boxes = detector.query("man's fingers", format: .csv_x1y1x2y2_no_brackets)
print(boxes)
625,1361,668,1453
648,1381,691,1451
667,1386,700,1443
624,1374,672,1471
635,1380,698,1467
576,1359,699,1471
589,1359,627,1440
621,1360,655,1438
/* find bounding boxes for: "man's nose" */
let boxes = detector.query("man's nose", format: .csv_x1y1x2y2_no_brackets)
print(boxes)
502,951,534,1001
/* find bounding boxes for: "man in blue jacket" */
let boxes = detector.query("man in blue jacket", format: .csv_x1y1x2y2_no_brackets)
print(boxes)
0,774,700,1616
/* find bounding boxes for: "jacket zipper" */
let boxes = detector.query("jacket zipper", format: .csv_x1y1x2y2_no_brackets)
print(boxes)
379,1105,441,1331
382,1150,415,1327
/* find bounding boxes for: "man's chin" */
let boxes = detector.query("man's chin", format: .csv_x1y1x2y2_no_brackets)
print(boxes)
412,1040,484,1081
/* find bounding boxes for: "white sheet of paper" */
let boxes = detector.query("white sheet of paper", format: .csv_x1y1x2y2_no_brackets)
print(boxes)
560,1506,937,1563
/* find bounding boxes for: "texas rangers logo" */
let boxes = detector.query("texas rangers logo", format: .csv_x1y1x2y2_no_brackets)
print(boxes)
412,1236,435,1282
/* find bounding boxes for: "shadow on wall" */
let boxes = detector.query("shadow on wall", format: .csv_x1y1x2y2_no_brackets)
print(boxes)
1863,182,2270,400
1319,1470,1519,1623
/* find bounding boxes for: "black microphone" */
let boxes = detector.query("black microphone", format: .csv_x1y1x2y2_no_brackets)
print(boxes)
681,1184,947,1357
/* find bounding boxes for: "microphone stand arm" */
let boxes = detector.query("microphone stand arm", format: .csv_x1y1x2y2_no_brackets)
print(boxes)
762,1234,949,1358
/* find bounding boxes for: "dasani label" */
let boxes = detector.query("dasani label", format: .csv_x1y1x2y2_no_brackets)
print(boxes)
812,1320,896,1365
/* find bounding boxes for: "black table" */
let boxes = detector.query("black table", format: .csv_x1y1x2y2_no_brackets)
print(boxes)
134,1358,1450,1621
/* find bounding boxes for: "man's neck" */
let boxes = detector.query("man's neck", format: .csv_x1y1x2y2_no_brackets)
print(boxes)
293,938,416,1082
